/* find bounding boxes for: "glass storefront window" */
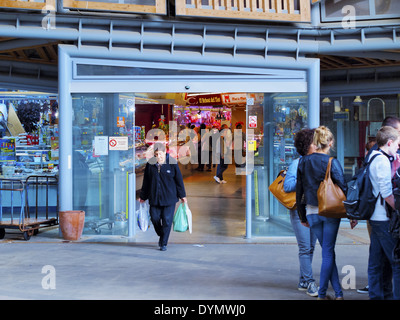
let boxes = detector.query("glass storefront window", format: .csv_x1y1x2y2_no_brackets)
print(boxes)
320,94,399,182
324,0,370,18
247,93,308,237
375,0,399,15
72,93,135,236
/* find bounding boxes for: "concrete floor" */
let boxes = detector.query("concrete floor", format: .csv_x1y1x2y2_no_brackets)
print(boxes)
135,164,249,244
0,165,373,300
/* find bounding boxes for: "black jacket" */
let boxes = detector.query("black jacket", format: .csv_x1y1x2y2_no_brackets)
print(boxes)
139,155,186,206
296,153,347,223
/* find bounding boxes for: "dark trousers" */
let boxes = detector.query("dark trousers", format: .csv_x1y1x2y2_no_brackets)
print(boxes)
149,204,176,246
368,220,400,300
216,157,228,180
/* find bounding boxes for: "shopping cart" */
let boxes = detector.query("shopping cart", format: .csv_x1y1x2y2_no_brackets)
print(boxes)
0,175,58,241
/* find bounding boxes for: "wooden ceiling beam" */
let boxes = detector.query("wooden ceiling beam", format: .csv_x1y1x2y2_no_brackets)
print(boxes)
350,57,371,66
323,55,351,67
44,44,58,61
319,57,341,69
0,41,60,54
0,55,57,65
15,49,27,60
35,46,50,62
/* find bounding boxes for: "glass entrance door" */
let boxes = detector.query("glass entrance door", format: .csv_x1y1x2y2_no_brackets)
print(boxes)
246,93,308,237
72,93,135,236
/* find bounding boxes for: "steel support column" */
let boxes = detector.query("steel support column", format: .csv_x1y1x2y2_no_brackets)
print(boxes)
58,46,73,213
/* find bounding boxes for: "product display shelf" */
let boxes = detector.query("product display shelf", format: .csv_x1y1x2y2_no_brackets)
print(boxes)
15,144,58,170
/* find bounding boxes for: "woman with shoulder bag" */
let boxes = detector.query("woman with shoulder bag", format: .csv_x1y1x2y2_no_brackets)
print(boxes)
296,126,347,300
283,128,318,297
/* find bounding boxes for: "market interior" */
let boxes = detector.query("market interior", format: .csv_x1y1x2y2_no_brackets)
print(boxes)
134,92,293,241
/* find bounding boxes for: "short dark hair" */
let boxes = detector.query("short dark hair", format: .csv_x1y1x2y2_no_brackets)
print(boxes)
294,128,315,156
382,116,400,128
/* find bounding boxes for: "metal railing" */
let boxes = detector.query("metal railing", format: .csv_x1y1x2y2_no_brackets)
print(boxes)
0,0,310,22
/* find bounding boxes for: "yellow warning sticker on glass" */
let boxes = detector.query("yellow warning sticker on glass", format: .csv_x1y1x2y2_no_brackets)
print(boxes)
248,140,257,151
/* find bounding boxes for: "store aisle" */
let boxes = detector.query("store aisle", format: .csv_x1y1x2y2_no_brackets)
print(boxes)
135,164,248,244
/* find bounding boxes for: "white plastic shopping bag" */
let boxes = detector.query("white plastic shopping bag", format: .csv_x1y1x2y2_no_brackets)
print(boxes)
185,203,193,234
137,201,150,232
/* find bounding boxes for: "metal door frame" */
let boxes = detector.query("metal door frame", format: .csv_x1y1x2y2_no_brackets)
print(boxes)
59,44,319,238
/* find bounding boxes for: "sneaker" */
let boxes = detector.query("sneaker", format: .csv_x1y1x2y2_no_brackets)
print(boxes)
213,176,221,183
357,285,369,294
220,180,227,184
317,294,333,300
306,282,318,297
298,281,308,291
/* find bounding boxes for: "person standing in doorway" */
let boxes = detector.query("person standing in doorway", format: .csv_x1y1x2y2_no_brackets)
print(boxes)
139,143,187,251
214,124,232,184
296,126,347,300
209,124,219,169
234,122,246,168
283,128,318,297
196,123,207,171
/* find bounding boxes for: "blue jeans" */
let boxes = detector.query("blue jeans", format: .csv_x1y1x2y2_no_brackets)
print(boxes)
368,220,400,300
216,157,228,180
290,210,317,284
307,214,343,298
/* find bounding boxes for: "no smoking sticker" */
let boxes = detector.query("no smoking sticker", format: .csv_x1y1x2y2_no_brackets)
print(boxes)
249,116,257,128
109,136,128,151
109,139,117,147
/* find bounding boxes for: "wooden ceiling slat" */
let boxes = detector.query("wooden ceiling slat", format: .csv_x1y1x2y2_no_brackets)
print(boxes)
35,46,50,62
45,44,58,61
16,49,27,60
350,57,371,66
323,55,351,67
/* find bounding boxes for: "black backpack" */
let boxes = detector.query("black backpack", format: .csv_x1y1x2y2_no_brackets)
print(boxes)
343,153,381,220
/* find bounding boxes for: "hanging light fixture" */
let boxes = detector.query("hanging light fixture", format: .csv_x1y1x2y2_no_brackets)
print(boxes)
353,96,363,105
322,97,331,103
321,97,332,107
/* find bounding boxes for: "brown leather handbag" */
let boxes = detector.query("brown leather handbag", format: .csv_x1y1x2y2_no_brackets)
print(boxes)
317,157,347,218
269,170,296,210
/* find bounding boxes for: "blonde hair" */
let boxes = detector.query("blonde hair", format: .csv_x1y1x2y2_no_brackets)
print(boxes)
377,126,400,147
313,126,334,151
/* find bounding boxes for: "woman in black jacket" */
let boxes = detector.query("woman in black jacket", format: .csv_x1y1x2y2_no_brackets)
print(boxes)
296,126,346,300
139,143,187,251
